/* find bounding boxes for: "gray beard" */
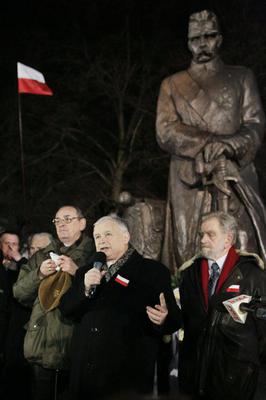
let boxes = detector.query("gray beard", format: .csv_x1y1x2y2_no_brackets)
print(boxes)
200,247,217,260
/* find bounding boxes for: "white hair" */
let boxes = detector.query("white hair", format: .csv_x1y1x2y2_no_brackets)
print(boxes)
93,215,129,233
201,212,238,244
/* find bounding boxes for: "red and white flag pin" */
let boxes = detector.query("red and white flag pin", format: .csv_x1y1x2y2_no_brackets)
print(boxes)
115,274,129,287
226,285,240,293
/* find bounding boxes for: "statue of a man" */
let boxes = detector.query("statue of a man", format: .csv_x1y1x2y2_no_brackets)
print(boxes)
156,10,266,271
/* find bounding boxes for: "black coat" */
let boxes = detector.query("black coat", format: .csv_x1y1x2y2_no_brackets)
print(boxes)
59,250,181,399
0,255,32,400
0,254,29,358
179,252,266,400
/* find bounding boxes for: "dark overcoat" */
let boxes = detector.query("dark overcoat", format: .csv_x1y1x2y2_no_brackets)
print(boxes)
59,250,181,399
156,58,266,270
179,250,266,400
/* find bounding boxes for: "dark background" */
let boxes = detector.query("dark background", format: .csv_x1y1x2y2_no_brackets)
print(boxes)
0,0,266,236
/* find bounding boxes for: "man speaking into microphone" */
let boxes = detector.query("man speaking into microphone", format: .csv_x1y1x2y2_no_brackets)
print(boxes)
178,211,266,400
59,215,181,399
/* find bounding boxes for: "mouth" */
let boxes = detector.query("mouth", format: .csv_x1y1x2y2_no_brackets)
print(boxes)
99,247,110,251
196,51,213,61
58,231,69,237
201,246,211,252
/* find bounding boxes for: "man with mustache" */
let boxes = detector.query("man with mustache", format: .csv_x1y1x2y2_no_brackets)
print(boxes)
13,205,94,400
178,211,266,400
156,10,266,272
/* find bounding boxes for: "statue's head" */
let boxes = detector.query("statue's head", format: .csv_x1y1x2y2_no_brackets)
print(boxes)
188,10,222,64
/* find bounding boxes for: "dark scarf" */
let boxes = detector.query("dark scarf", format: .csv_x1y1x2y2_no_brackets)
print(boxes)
104,245,135,282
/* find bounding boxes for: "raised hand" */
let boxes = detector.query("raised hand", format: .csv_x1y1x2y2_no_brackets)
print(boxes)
146,292,168,326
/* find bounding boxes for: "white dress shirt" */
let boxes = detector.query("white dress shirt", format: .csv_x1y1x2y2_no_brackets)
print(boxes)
208,252,228,276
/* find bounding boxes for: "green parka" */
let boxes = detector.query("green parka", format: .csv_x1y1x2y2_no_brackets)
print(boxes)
13,234,94,370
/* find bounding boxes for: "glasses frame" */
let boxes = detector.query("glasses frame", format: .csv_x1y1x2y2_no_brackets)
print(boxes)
52,216,81,225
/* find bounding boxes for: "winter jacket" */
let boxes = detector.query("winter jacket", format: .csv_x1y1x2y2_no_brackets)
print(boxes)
59,249,181,399
13,235,94,370
179,248,266,400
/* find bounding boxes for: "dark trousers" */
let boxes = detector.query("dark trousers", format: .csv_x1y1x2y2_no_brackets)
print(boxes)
0,362,32,400
31,365,69,400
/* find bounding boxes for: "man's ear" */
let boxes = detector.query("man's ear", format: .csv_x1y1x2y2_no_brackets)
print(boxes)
123,231,130,245
225,232,233,248
217,34,223,48
188,39,192,53
79,217,87,232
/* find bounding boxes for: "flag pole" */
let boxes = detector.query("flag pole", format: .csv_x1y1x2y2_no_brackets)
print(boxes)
17,89,27,222
16,61,53,222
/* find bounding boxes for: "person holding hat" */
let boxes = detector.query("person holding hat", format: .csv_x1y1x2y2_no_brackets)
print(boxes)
13,205,94,400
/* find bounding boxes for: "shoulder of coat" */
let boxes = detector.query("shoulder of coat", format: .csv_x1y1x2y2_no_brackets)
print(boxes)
236,249,264,270
161,69,188,85
179,254,202,272
224,64,254,79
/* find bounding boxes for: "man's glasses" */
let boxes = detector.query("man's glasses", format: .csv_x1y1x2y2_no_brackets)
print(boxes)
52,216,81,225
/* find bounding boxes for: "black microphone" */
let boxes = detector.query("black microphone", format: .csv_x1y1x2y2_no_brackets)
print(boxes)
239,299,266,320
88,251,107,297
239,302,255,313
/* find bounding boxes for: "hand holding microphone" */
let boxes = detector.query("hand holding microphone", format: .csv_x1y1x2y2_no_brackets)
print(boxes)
84,252,107,297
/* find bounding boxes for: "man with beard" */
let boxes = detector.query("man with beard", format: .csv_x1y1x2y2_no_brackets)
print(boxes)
156,10,266,272
178,211,266,400
59,215,181,399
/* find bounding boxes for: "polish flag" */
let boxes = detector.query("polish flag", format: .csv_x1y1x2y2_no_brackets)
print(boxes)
226,285,240,293
17,62,53,96
115,274,129,287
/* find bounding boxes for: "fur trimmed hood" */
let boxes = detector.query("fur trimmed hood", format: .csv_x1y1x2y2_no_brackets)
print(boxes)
179,248,264,272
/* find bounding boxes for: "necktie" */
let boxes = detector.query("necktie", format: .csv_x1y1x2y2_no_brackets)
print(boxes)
208,262,220,297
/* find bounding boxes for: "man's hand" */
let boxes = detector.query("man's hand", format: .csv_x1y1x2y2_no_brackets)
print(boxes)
204,142,234,163
39,259,56,278
146,293,168,326
58,255,78,276
84,268,106,291
5,246,22,262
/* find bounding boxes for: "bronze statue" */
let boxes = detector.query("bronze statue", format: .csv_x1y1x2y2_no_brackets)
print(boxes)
118,191,165,261
156,10,266,271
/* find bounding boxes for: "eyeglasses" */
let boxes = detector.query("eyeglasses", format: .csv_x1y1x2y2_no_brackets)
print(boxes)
52,216,81,225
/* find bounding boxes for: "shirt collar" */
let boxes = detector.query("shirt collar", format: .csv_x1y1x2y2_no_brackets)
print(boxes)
208,252,228,273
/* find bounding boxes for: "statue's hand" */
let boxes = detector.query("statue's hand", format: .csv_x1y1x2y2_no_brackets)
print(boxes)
204,142,234,163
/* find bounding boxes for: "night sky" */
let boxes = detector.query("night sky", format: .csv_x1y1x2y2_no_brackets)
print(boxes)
2,0,265,76
0,0,266,233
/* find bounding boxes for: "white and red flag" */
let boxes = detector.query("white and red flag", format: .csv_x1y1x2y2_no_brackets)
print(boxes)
115,274,130,287
17,62,53,96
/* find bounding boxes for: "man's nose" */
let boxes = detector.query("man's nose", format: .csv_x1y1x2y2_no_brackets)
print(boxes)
57,220,66,227
201,233,207,243
199,36,207,47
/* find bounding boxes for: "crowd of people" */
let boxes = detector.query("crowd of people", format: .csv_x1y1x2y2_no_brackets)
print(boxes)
0,205,265,400
0,205,182,400
1,8,266,400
